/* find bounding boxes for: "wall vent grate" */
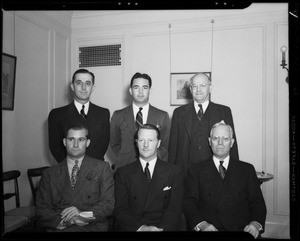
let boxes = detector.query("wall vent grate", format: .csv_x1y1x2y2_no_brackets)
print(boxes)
79,44,121,67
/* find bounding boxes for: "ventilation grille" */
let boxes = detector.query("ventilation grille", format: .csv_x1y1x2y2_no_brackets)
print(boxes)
79,44,121,67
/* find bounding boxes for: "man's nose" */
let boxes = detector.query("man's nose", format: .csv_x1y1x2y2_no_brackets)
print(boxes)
143,140,149,147
74,139,79,147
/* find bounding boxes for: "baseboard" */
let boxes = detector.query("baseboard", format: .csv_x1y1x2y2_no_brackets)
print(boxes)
261,221,290,239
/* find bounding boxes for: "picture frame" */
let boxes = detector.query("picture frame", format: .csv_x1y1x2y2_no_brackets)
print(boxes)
170,72,211,106
2,53,17,110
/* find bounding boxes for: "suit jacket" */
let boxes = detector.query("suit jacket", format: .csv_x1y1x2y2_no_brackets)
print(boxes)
168,101,239,173
114,159,184,231
48,102,110,163
110,104,170,169
183,158,267,232
36,155,115,231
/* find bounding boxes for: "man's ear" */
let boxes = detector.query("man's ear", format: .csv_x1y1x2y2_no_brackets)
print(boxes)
86,139,91,147
208,137,212,147
129,87,133,96
70,83,75,92
230,138,235,148
63,138,66,147
157,140,161,148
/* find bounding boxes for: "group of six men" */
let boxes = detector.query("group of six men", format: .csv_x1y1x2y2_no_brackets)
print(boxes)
36,69,266,238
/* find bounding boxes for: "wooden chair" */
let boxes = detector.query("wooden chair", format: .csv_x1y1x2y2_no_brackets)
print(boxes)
3,170,35,233
27,166,49,206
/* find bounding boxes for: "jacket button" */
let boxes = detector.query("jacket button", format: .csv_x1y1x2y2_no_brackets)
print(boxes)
198,146,201,149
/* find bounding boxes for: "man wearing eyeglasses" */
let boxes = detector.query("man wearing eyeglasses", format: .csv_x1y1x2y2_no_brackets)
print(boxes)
169,73,239,174
183,121,266,239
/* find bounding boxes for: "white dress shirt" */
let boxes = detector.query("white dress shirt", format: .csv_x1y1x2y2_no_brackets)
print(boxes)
139,157,157,178
132,103,149,125
193,100,209,115
74,100,90,115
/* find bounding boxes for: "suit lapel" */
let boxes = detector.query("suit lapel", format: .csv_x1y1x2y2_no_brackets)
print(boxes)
56,161,73,201
129,161,149,197
146,105,155,124
124,105,137,135
183,103,194,139
143,160,169,210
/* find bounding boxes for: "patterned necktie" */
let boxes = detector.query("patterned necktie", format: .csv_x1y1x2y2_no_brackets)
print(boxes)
219,160,226,179
197,104,203,121
136,107,143,129
71,160,79,189
144,162,151,182
81,105,87,119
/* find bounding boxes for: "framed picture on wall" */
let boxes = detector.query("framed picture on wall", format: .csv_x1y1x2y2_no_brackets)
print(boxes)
170,72,211,106
2,53,17,110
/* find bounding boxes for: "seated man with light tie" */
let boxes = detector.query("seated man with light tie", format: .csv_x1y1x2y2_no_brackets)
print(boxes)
114,124,184,231
36,124,114,231
183,121,266,239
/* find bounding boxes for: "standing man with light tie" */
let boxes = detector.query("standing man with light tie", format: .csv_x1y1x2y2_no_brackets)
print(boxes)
183,121,266,238
110,72,170,170
168,73,239,174
48,68,110,163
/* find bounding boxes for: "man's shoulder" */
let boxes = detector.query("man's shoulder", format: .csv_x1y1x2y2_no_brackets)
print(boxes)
112,105,131,117
173,102,193,113
84,155,110,167
209,101,231,111
49,103,72,113
149,105,168,115
90,103,109,113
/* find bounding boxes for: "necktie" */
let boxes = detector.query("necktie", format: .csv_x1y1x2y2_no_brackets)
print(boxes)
81,105,87,119
144,162,151,181
71,160,80,189
219,160,226,179
136,107,143,129
197,104,203,121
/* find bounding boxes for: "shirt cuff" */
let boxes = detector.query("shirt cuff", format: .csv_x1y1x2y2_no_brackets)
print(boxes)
250,221,263,232
194,221,207,231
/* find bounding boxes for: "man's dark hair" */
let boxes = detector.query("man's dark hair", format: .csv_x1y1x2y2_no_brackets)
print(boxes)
130,72,152,88
136,123,161,140
72,69,95,84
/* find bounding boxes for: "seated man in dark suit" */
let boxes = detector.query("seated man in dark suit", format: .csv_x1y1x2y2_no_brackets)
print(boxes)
114,124,184,231
183,121,266,239
36,124,114,231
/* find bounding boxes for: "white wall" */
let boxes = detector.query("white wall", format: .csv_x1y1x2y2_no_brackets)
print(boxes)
2,11,72,210
71,4,289,238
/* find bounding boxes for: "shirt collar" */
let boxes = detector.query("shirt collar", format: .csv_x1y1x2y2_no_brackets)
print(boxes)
74,100,90,114
194,100,209,113
213,155,230,170
132,103,149,124
66,155,84,175
139,157,157,178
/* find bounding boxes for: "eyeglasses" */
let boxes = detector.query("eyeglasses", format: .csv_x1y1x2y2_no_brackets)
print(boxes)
191,84,210,89
211,136,231,142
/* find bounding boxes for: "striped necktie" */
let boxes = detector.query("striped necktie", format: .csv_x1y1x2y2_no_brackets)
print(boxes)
219,160,226,179
136,107,143,129
81,105,87,119
197,104,203,121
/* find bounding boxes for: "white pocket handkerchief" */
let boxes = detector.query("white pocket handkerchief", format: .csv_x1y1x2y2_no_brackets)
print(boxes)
163,186,171,191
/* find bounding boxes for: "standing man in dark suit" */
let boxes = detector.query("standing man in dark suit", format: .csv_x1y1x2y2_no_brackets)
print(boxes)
114,124,184,231
169,73,239,174
183,121,266,238
110,72,170,169
48,68,110,163
37,124,114,231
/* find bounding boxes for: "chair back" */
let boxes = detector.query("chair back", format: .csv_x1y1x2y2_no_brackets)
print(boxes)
27,166,49,206
3,170,21,208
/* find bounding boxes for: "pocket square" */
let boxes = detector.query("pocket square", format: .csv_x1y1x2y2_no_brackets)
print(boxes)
163,186,171,191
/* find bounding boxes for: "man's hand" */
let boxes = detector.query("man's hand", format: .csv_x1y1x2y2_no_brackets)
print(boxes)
137,225,163,231
202,223,218,231
60,206,81,222
244,224,259,239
